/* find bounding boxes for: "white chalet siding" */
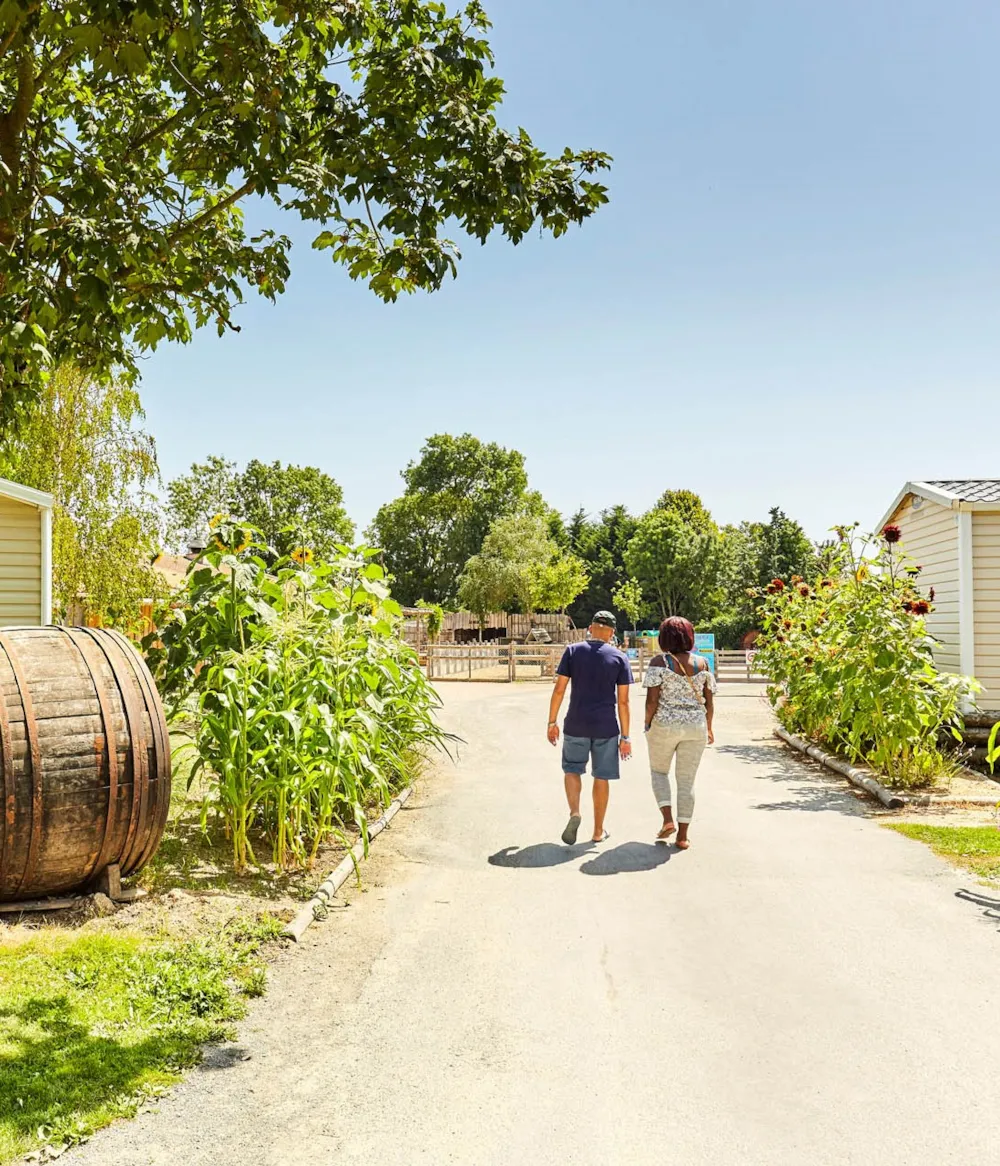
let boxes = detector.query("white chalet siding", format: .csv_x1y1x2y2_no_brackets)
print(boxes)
892,495,960,673
972,511,1000,703
0,494,43,625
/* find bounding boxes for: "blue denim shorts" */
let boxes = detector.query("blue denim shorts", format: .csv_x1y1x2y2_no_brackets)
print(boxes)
561,735,620,780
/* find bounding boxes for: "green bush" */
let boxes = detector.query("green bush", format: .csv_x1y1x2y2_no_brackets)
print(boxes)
145,523,449,871
755,524,978,787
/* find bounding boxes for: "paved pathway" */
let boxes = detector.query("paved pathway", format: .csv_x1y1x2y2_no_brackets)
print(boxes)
68,684,1000,1165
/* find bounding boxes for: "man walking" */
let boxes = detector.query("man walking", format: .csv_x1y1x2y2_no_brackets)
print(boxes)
547,611,633,845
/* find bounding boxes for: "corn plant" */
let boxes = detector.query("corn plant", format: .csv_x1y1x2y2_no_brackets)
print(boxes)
145,522,449,872
755,524,978,787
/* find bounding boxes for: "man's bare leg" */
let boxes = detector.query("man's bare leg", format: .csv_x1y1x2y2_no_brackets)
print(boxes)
562,773,583,845
564,772,582,814
592,778,610,841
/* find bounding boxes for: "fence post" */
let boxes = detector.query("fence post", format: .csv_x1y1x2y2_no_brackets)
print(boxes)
426,646,433,681
746,651,751,682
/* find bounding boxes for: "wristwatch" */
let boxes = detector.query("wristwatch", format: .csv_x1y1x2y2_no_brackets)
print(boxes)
547,721,557,727
620,735,631,742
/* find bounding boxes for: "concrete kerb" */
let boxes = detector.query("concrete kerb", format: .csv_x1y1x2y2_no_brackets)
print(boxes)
284,786,413,943
774,728,906,809
774,728,1000,810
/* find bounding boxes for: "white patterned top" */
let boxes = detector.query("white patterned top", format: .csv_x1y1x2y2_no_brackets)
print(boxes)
642,654,717,727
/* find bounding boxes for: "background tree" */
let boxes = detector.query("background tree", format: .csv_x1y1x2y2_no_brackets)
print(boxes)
456,554,514,638
372,434,529,605
165,455,238,551
166,456,353,557
624,509,722,623
0,1,609,425
234,460,354,559
655,488,717,532
527,551,590,616
0,366,162,628
612,577,644,640
566,505,638,628
758,507,816,584
456,512,589,628
709,508,818,646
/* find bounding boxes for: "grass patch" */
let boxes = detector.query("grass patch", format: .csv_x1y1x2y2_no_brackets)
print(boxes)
886,823,1000,880
0,914,283,1163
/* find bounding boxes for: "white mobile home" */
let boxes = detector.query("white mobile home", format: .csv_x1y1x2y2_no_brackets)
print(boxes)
878,480,1000,706
0,478,53,626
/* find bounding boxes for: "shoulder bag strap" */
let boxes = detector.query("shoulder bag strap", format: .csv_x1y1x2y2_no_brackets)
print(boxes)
666,652,705,705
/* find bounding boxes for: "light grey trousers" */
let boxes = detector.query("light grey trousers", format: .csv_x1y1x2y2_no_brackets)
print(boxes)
646,722,708,823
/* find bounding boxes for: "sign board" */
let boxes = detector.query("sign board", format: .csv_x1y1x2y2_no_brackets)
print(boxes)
694,632,716,674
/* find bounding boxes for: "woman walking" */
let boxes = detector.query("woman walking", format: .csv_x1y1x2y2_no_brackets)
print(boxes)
642,616,716,849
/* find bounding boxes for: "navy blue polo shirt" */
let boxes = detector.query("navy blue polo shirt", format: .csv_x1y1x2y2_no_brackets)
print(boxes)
557,640,633,739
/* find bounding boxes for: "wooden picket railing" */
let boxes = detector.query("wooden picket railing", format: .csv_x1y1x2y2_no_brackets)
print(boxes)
425,643,766,684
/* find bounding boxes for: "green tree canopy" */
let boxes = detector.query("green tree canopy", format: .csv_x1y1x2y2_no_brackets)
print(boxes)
611,577,644,633
235,459,354,558
655,489,717,533
624,509,722,623
711,508,818,645
456,511,589,626
372,433,528,605
566,504,638,627
166,455,353,557
165,455,238,551
0,365,162,628
0,1,610,424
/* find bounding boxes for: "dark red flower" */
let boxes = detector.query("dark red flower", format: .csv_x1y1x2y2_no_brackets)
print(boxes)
767,578,785,593
882,524,902,544
929,587,936,602
820,579,834,589
782,619,792,630
790,575,803,585
911,599,930,616
804,656,814,665
797,584,810,598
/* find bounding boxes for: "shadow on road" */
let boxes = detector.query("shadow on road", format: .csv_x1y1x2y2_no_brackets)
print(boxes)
718,743,866,817
580,842,672,876
956,888,1000,929
488,843,593,868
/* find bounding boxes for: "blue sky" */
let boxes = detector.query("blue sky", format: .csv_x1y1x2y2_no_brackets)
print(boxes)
138,0,1000,540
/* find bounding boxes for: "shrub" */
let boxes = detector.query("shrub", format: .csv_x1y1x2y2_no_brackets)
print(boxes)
144,522,449,871
754,524,978,787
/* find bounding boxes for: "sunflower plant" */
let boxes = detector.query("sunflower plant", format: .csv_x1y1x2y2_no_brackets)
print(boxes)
755,524,978,787
143,525,449,871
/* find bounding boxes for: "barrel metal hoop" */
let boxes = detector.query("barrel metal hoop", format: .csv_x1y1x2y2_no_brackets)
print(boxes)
0,639,15,890
1,633,44,894
103,629,171,872
60,628,120,881
86,629,148,873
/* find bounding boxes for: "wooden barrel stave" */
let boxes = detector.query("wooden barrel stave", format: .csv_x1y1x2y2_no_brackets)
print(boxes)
0,626,171,902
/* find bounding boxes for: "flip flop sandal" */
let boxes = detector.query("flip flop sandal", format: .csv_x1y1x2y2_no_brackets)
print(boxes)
592,830,610,844
655,826,676,844
561,814,582,846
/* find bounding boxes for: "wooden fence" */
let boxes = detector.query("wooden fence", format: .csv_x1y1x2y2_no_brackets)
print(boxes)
425,644,766,684
716,650,768,683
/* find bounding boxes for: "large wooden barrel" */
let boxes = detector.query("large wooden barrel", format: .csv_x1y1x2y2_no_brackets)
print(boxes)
0,627,171,902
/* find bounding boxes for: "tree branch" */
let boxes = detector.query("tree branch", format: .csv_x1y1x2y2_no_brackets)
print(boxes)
0,4,37,59
167,179,256,244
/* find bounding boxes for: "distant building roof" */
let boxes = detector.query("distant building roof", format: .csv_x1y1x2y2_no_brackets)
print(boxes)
924,480,1000,504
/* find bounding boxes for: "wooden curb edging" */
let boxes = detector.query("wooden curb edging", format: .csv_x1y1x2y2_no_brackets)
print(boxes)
774,728,906,809
284,786,413,943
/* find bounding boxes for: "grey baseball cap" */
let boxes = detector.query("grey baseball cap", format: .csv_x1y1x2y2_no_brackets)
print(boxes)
591,610,617,629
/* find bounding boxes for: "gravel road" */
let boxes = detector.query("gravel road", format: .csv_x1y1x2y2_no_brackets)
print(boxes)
64,683,1000,1165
